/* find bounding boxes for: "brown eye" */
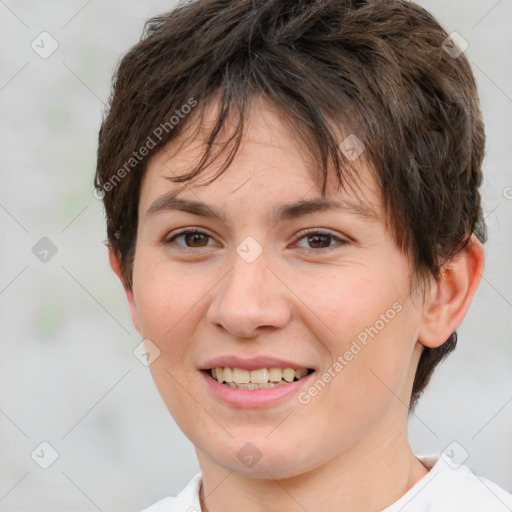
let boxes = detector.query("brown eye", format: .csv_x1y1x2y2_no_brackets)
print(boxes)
295,229,349,252
307,233,332,249
183,232,209,247
165,228,214,249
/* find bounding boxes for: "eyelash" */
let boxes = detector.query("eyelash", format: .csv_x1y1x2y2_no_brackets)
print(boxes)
164,227,349,253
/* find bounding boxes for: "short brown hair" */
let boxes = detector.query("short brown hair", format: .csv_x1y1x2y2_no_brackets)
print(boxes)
95,0,487,409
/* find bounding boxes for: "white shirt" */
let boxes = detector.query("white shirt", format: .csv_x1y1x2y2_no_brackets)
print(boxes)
140,454,512,511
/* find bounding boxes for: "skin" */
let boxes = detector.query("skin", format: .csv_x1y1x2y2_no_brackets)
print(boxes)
110,95,485,512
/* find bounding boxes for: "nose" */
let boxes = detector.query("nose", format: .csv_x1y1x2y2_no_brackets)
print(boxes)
206,244,292,338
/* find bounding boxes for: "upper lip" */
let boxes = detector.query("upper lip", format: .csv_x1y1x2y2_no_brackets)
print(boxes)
199,356,314,371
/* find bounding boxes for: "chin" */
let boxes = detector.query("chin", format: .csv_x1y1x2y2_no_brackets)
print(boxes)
201,435,323,480
221,454,309,480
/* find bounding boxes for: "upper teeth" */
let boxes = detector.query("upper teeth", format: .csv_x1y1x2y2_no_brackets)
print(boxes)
211,367,309,384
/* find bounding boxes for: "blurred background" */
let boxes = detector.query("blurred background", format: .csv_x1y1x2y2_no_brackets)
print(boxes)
0,0,511,510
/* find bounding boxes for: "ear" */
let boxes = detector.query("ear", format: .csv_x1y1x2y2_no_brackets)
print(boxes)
418,234,485,348
108,248,141,334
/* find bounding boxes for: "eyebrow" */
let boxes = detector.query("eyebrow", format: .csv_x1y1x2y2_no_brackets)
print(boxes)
145,190,379,224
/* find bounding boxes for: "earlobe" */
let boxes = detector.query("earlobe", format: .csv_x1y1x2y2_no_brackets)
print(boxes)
418,234,485,348
108,248,141,334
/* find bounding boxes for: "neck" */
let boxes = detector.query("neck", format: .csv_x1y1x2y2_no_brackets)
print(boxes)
197,432,429,512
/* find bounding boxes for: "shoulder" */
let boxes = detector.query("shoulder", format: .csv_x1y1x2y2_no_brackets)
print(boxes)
384,454,512,512
139,472,202,512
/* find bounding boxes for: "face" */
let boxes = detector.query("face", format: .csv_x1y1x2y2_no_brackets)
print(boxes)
123,96,428,478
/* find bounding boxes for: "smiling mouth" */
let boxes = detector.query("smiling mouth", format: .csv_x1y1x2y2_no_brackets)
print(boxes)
205,367,315,389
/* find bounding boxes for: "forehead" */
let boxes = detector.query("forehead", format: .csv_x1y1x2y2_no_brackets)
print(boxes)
140,96,384,223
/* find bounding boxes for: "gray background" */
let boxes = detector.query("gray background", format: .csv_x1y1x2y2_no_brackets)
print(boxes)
0,0,511,510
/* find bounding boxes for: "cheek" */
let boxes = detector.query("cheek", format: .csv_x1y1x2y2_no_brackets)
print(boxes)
291,264,400,348
297,265,417,402
132,252,195,356
329,301,419,424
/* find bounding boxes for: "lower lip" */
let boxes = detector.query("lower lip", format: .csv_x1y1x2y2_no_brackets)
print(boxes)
201,370,315,408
